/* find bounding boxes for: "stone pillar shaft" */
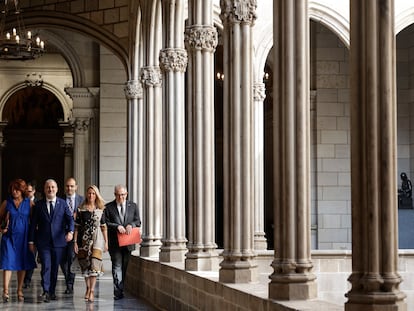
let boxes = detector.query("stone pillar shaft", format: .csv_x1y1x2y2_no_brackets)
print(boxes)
124,79,143,207
159,0,188,263
184,0,218,271
253,82,267,250
219,0,257,283
65,87,98,193
139,0,163,258
346,1,406,309
269,0,316,300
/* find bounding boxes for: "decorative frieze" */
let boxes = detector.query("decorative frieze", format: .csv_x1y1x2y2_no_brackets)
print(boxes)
220,0,257,25
159,48,188,73
124,79,143,100
184,25,218,52
140,66,162,87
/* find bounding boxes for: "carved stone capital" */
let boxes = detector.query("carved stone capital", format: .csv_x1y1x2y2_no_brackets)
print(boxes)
253,82,266,101
184,25,218,52
140,66,162,88
159,48,188,73
70,118,90,132
220,0,257,25
124,79,143,100
25,72,43,87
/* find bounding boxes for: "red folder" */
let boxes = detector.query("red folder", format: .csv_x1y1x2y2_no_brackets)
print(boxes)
117,227,142,247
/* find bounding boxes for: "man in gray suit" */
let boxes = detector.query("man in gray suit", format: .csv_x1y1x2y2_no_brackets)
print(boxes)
105,184,141,300
60,177,84,294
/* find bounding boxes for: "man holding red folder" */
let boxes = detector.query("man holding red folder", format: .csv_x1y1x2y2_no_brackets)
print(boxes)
105,184,141,300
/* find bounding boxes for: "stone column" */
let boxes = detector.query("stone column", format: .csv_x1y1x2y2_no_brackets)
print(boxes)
140,66,163,257
65,87,99,192
184,0,219,271
60,124,74,183
158,0,188,262
71,118,89,193
345,1,406,310
124,80,143,206
253,82,267,250
219,0,258,283
138,0,163,258
269,0,317,300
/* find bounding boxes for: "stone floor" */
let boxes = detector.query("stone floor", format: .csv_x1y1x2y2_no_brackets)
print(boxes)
0,264,158,311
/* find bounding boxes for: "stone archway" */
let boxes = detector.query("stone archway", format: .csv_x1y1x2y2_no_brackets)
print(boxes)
1,86,66,200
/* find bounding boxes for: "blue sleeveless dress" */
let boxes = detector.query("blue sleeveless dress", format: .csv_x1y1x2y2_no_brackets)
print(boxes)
0,197,36,270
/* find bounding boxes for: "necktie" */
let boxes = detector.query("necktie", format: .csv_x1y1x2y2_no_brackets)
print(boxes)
49,201,54,215
120,204,124,222
68,198,73,214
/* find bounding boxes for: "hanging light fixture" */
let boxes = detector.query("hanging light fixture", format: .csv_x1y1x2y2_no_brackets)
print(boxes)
0,0,45,61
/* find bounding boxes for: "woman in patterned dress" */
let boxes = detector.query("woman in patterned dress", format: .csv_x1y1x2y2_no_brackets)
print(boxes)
73,185,108,302
0,179,36,302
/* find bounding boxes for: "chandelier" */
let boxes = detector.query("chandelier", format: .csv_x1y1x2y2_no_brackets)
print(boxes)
0,0,45,61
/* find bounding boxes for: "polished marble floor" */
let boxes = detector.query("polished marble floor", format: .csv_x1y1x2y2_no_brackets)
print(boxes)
0,269,158,311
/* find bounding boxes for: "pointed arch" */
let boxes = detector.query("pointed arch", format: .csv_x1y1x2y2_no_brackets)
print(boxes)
19,11,130,78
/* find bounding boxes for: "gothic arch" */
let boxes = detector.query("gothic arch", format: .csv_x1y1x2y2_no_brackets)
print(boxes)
309,3,350,48
396,7,414,35
42,30,85,87
18,11,130,77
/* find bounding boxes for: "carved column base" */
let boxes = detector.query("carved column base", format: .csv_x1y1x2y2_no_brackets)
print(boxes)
219,259,258,283
345,292,407,311
345,302,406,311
185,250,219,271
269,280,317,300
159,242,187,262
140,240,162,258
254,232,267,250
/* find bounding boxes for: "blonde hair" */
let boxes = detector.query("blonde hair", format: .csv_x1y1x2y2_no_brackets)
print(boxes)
82,185,105,210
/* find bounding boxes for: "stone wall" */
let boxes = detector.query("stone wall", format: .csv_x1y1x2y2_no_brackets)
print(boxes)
126,251,414,310
311,21,351,250
99,46,128,200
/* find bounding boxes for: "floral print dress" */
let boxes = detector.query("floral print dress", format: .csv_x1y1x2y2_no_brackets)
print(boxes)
75,207,106,277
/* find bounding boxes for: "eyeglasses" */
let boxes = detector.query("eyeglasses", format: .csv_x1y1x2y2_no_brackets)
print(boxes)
115,193,127,197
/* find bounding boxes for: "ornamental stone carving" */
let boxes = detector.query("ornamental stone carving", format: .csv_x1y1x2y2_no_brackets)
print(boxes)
220,0,257,25
25,72,43,87
70,118,90,132
184,25,218,52
140,66,162,87
124,79,143,100
159,48,188,73
253,82,266,101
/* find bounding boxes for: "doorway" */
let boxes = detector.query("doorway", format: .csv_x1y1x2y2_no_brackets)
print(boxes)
1,86,65,200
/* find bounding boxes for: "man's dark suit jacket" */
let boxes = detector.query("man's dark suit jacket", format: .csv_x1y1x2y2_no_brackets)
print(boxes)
63,194,84,211
105,200,141,251
29,197,74,248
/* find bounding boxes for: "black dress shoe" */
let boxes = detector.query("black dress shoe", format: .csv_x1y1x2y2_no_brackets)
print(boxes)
50,293,57,300
43,292,50,303
64,288,73,294
114,293,124,300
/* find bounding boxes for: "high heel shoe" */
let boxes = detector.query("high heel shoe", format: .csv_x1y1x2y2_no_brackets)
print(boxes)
2,290,9,302
84,288,90,300
88,290,94,302
17,290,24,302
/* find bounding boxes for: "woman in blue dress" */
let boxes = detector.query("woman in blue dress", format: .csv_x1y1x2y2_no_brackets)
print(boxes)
0,179,36,302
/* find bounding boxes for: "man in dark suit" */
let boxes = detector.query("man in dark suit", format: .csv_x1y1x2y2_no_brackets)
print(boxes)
105,184,141,300
29,179,74,302
60,177,84,294
23,182,37,288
